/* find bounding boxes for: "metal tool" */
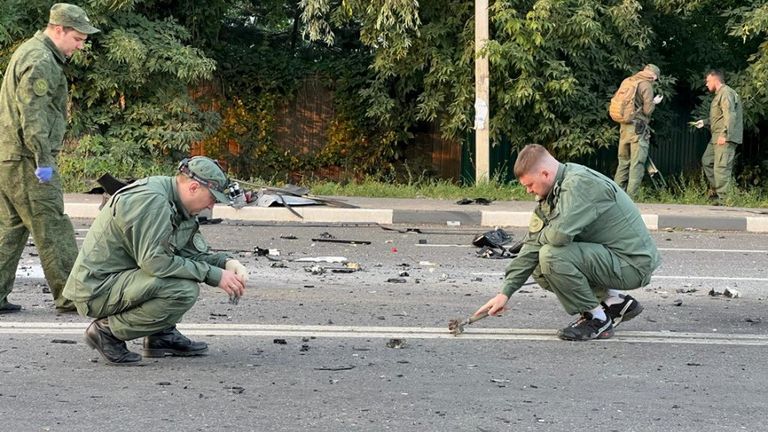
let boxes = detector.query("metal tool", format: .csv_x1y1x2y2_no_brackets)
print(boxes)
448,311,489,336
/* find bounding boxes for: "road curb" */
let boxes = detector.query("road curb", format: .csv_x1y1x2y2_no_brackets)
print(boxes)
63,203,768,232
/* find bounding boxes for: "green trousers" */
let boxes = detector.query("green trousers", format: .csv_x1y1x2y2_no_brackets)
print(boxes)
531,243,651,315
0,158,77,309
74,270,199,341
701,141,737,199
614,122,649,198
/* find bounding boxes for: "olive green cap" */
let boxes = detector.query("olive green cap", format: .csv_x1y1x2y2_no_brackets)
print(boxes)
181,156,230,203
49,3,100,35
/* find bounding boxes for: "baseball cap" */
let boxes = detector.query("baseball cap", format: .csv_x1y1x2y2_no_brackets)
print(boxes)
180,156,230,204
49,3,100,35
644,64,661,78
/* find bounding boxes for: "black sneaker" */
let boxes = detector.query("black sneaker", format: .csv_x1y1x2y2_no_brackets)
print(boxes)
557,313,614,341
601,294,643,327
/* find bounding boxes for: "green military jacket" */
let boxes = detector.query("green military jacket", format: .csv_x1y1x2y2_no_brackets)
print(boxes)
501,163,661,297
64,177,231,302
0,31,68,167
708,84,743,145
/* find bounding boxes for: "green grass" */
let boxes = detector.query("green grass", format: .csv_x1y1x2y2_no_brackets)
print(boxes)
303,174,768,208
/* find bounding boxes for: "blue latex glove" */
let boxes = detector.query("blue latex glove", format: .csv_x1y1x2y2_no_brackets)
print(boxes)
35,166,53,183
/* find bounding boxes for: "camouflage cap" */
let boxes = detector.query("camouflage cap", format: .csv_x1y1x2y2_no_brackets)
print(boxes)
182,156,230,204
644,64,661,78
49,3,100,35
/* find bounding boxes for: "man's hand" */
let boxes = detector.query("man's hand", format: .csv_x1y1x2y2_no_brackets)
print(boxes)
717,135,727,145
691,119,705,129
225,259,249,284
35,166,53,183
653,94,663,105
218,270,246,299
474,293,510,317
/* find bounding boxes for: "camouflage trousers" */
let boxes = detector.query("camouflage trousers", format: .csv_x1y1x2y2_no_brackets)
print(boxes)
531,243,654,315
0,158,77,309
701,141,737,199
614,121,650,198
72,270,199,340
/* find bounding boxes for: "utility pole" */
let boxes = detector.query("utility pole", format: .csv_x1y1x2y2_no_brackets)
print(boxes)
474,0,490,183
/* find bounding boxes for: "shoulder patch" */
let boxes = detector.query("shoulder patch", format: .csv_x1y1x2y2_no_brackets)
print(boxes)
192,233,209,252
33,79,49,96
528,212,544,233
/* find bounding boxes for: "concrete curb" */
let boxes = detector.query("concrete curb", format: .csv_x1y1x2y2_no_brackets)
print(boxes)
64,202,768,232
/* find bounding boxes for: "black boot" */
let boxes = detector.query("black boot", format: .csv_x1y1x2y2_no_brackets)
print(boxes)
143,326,208,358
84,318,142,366
0,302,22,314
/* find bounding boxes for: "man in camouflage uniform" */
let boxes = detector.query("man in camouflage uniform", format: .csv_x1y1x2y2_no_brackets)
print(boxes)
614,64,664,198
64,156,250,365
475,144,661,341
693,69,743,203
0,4,99,314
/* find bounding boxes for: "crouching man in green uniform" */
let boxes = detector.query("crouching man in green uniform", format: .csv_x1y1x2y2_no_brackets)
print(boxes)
474,144,660,341
63,156,249,365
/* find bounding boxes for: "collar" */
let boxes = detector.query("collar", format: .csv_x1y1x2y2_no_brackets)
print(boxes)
34,31,67,65
171,178,193,220
545,163,567,204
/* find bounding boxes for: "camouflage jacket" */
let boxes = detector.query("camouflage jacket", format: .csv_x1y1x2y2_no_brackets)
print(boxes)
0,31,70,167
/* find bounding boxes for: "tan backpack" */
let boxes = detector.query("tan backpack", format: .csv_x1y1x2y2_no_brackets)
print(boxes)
609,76,642,123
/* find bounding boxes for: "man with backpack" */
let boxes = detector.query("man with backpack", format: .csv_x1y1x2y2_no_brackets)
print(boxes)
610,64,664,198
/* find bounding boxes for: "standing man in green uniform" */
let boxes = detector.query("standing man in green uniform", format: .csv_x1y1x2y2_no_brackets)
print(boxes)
613,64,664,198
63,157,250,365
693,69,743,204
0,3,99,314
475,144,660,341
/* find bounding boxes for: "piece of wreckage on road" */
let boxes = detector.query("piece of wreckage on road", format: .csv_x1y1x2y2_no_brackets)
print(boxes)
88,174,357,221
472,227,523,259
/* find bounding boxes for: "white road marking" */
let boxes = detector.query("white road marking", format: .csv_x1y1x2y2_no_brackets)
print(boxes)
0,322,765,346
470,272,768,283
658,247,768,253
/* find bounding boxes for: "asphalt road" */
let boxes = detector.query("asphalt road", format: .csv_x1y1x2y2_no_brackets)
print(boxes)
2,220,767,431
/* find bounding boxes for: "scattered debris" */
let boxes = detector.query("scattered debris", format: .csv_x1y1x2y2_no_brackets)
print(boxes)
398,271,409,277
745,318,762,324
709,288,741,298
456,198,492,205
676,287,697,294
472,228,521,259
270,262,288,268
227,386,245,394
273,339,287,345
51,339,77,344
447,221,461,227
253,247,279,256
305,265,326,275
387,278,407,283
280,234,298,240
312,236,371,245
300,345,310,352
386,338,407,349
294,256,347,263
448,311,489,336
314,365,356,371
157,381,172,386
489,378,511,384
673,299,683,306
